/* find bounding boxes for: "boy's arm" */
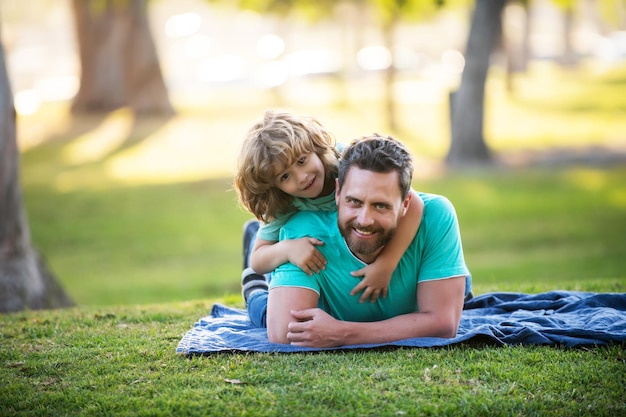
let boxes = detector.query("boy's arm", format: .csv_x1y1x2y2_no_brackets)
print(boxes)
249,238,285,274
350,189,424,302
251,237,327,275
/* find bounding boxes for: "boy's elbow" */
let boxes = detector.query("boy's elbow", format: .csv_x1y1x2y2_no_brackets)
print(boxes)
249,257,264,274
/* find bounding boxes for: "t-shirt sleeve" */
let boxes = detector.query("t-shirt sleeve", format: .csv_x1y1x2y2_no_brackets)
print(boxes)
257,213,293,242
417,196,469,282
270,262,321,294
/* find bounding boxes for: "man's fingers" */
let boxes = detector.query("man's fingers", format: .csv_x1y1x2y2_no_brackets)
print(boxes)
287,311,313,343
287,321,302,333
287,331,310,345
290,308,315,321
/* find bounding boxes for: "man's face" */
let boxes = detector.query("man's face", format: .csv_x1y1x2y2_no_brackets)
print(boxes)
336,167,411,264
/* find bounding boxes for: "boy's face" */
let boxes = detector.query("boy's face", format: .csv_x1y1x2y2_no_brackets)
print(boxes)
336,167,411,264
273,152,326,199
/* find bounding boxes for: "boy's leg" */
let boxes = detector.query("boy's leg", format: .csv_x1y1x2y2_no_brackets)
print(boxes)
464,274,474,303
241,219,268,327
241,268,269,328
246,287,268,328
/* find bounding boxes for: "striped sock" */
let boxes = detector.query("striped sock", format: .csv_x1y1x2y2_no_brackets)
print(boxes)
241,267,268,304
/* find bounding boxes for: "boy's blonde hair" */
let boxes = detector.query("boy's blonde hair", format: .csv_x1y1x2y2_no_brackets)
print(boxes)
234,109,339,222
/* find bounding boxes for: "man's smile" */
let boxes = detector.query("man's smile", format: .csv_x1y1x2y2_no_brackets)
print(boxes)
353,227,375,237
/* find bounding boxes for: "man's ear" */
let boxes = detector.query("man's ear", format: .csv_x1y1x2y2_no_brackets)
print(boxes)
335,178,340,204
400,192,412,216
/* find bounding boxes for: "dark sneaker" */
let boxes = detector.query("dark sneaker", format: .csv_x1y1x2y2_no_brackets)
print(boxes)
242,219,260,269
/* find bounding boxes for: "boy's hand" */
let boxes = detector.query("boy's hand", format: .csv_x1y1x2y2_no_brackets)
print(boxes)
287,238,326,275
349,263,391,303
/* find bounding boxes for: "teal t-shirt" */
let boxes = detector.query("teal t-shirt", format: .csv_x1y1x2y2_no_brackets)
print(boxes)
269,193,470,322
257,192,337,242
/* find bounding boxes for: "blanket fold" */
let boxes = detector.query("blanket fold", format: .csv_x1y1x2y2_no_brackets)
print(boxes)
176,291,626,354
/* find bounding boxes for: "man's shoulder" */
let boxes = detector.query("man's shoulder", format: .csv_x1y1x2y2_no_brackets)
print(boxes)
418,193,458,229
419,192,455,212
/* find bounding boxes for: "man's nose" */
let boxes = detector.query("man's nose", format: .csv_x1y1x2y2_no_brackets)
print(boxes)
357,207,374,226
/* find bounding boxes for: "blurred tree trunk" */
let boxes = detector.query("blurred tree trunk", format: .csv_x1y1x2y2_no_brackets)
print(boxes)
560,5,578,66
0,41,74,313
503,0,530,94
371,0,442,131
446,0,506,167
71,0,174,115
382,9,399,132
550,0,579,66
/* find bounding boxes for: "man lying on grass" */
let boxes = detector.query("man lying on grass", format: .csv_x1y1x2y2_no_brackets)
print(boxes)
243,134,472,348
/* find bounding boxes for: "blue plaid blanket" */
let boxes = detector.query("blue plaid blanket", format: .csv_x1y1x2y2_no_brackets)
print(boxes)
176,291,626,354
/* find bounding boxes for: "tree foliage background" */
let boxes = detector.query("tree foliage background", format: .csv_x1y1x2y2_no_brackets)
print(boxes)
1,0,624,310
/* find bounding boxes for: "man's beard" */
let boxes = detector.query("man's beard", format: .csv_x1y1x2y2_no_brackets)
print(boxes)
339,220,396,260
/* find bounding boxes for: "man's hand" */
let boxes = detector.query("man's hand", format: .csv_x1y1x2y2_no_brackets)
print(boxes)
287,308,347,348
287,238,327,275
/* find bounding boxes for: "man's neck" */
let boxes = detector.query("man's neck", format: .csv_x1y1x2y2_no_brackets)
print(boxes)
351,246,384,265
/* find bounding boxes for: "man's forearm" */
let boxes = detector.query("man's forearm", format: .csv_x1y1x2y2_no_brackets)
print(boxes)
284,308,461,348
337,310,459,346
341,277,465,345
285,277,466,348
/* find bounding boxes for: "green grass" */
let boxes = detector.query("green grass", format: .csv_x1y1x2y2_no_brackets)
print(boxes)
2,64,626,415
1,302,624,416
1,300,625,417
421,167,626,294
23,179,248,305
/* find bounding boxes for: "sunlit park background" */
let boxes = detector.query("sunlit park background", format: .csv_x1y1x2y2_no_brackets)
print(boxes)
2,0,626,308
